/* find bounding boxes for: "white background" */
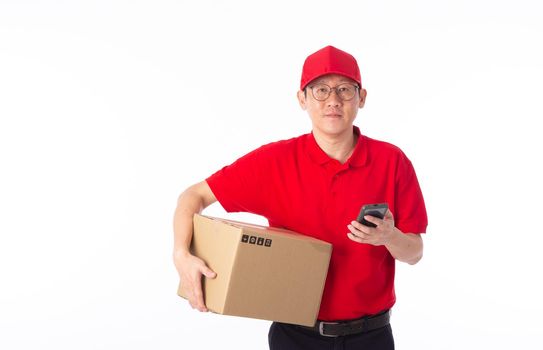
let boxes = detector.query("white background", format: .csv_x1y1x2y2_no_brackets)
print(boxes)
1,1,542,349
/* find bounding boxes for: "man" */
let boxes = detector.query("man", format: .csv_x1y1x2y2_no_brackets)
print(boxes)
173,45,428,350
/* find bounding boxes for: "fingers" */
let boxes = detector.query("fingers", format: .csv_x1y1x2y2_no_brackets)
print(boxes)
347,222,371,242
347,217,388,245
349,220,374,235
200,265,217,279
356,209,394,228
347,232,365,243
384,209,394,220
188,283,208,312
347,209,396,246
178,255,217,312
180,271,207,312
362,215,381,227
191,265,217,312
190,266,217,311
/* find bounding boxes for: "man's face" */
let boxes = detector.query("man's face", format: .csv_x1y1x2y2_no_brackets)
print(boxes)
297,74,367,138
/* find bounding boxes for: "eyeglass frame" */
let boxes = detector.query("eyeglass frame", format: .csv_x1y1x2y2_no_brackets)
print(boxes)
305,83,361,101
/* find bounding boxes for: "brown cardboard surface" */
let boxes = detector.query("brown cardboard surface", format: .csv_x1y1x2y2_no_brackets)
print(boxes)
178,214,332,326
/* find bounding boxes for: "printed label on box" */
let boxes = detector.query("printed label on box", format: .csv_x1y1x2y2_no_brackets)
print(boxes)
241,234,272,248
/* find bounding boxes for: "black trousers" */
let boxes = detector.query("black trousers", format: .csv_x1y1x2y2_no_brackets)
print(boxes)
268,322,395,350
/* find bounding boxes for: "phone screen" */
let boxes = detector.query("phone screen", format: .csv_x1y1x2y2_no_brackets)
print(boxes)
356,203,388,227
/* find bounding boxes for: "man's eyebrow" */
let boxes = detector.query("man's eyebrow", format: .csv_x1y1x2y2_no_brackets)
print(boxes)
312,78,353,85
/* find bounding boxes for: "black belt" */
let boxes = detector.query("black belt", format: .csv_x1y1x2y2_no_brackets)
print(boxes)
299,310,391,337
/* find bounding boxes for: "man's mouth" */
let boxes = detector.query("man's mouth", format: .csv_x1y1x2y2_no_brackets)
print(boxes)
324,109,342,117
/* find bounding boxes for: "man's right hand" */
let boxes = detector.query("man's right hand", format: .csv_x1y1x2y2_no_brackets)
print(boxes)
173,181,218,312
175,251,217,312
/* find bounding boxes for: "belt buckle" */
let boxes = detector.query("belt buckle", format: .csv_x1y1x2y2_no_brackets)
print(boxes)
318,321,339,337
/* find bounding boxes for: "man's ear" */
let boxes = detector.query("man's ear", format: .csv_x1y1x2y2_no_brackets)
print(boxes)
297,90,307,110
358,88,367,109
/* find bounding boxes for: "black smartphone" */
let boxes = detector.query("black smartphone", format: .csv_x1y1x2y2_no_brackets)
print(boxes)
356,203,389,227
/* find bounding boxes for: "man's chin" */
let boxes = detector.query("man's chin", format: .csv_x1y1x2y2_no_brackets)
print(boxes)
313,124,353,138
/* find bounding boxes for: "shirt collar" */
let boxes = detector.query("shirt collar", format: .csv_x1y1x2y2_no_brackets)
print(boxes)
305,125,368,167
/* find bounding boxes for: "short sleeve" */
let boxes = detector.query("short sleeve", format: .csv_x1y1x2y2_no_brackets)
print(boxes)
393,152,428,234
206,145,272,217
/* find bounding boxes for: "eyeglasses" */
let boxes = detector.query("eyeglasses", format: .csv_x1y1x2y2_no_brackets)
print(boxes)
308,83,360,101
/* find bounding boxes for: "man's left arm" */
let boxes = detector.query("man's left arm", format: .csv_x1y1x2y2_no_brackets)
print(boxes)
347,210,423,265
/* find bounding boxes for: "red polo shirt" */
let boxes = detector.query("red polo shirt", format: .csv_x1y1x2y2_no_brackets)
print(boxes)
206,126,427,321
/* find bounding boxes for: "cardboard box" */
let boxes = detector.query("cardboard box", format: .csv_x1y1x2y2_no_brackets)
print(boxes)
178,214,332,327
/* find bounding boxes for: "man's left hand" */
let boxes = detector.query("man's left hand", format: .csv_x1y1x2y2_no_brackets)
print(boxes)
347,209,395,246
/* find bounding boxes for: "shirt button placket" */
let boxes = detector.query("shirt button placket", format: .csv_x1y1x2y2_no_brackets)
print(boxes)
331,173,339,196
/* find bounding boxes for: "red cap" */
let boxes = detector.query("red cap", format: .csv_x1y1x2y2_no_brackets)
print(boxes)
300,46,361,90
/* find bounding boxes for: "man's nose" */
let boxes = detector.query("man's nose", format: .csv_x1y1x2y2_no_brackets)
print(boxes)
326,88,341,106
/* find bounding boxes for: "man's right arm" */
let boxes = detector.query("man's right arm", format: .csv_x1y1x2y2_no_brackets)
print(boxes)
173,180,217,312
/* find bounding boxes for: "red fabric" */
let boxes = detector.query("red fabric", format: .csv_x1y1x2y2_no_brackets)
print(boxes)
300,45,362,90
206,126,428,321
